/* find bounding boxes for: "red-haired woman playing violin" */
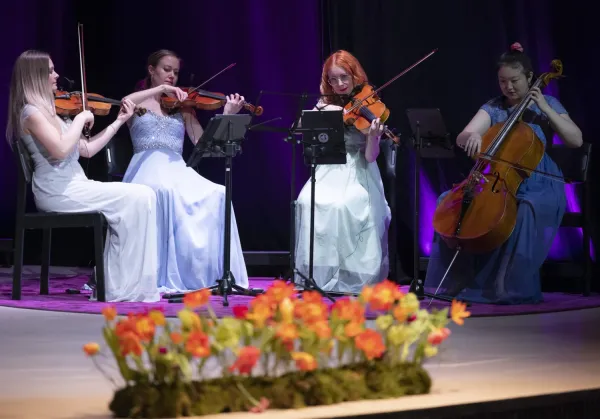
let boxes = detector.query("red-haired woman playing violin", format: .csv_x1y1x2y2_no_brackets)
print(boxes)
294,50,392,294
121,49,249,293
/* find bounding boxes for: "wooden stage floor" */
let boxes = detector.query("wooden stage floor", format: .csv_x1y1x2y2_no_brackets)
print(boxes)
0,304,599,418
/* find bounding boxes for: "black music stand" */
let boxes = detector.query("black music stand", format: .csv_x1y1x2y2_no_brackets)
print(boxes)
404,108,459,304
164,114,264,306
293,108,346,302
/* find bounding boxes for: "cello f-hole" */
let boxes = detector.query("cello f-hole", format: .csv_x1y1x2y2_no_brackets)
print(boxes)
491,172,501,193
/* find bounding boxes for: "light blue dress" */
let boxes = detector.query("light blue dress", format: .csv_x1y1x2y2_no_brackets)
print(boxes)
123,110,249,293
423,95,567,304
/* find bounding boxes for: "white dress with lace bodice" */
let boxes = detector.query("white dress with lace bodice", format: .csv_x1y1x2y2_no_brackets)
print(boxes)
19,104,160,302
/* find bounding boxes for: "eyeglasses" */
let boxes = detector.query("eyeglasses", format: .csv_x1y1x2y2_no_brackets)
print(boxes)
328,74,352,85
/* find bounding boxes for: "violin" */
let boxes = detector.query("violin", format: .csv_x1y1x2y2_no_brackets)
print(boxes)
341,49,438,144
343,83,399,143
432,59,565,254
160,88,263,116
55,90,146,117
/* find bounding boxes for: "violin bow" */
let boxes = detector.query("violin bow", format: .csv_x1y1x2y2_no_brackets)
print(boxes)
345,49,438,115
477,154,571,184
187,62,237,95
77,23,91,138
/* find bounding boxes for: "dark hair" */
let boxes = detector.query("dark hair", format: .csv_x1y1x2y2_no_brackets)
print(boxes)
135,49,181,91
497,42,534,78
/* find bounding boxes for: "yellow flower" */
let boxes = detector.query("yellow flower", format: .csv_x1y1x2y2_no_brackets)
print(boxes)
178,309,202,331
149,310,166,326
215,318,241,349
387,324,409,346
424,345,438,357
279,297,294,324
83,342,100,356
375,314,394,331
401,293,420,314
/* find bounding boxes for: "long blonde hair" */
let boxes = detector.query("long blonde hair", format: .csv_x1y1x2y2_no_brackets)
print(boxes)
6,50,59,146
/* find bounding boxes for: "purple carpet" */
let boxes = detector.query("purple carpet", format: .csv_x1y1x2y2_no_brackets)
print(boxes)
1,274,600,319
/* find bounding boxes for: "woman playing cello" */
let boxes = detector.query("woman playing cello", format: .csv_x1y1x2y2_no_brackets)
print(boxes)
424,42,582,304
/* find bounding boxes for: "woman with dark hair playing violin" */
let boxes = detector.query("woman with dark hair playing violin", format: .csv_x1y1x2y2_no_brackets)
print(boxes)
294,50,392,294
6,50,161,302
121,49,249,293
424,42,583,304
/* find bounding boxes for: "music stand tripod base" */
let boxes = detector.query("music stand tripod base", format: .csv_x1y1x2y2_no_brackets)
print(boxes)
166,114,265,307
290,108,347,303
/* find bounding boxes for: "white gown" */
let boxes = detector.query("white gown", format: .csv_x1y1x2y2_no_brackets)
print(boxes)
294,102,392,293
19,105,160,302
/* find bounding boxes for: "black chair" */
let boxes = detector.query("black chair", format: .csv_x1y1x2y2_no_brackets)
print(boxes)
377,137,408,283
11,139,107,302
105,135,134,181
547,142,593,296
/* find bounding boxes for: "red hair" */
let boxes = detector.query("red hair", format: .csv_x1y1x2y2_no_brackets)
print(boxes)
320,50,368,105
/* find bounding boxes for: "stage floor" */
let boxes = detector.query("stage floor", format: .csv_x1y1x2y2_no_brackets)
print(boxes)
0,294,599,418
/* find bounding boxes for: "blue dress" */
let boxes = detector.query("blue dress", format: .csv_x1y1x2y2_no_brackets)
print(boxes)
123,110,249,293
423,95,567,304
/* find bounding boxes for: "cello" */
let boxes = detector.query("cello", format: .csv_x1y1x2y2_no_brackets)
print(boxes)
432,59,565,262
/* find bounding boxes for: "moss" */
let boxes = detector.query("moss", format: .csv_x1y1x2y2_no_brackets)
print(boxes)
109,361,431,417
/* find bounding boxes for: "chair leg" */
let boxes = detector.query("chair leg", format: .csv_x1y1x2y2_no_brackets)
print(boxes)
40,228,51,295
94,220,106,302
11,226,25,300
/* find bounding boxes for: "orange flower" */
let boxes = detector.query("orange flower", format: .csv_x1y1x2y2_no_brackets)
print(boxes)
101,305,117,321
291,352,317,371
428,327,451,345
148,310,166,326
185,331,211,358
294,292,328,324
246,300,273,328
83,342,100,356
360,285,374,304
183,289,211,309
331,298,365,324
355,329,386,360
276,323,299,344
344,321,364,338
170,332,183,344
393,305,408,322
229,346,261,375
119,331,143,357
451,300,471,326
265,280,297,304
135,316,156,343
308,320,331,339
369,280,403,311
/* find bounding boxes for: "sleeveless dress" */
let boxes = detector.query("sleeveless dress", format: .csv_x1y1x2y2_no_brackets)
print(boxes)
123,110,249,292
19,104,160,302
294,101,392,294
423,95,567,304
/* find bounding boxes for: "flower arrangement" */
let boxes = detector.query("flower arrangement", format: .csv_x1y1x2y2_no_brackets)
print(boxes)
83,280,470,417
